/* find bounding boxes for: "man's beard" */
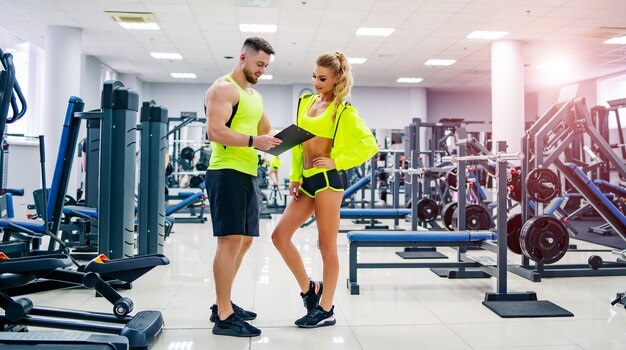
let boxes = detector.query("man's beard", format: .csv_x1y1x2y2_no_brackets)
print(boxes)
243,67,258,84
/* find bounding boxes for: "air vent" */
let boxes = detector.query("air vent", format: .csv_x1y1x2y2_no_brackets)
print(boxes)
586,27,626,39
105,11,158,24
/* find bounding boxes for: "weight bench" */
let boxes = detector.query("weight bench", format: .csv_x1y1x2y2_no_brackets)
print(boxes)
62,205,175,239
343,175,370,198
346,230,496,294
0,254,163,349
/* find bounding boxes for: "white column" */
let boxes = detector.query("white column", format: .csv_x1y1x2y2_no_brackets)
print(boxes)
43,26,82,191
491,40,524,153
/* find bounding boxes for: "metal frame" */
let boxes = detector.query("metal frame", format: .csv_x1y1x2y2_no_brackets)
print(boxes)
348,142,554,314
514,97,626,281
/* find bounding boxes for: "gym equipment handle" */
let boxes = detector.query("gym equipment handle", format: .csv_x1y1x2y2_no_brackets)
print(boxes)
442,152,525,163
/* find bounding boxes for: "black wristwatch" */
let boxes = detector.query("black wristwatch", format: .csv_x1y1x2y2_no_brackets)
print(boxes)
248,135,254,147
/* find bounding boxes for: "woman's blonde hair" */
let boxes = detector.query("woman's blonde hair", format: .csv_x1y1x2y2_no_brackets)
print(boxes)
316,51,353,120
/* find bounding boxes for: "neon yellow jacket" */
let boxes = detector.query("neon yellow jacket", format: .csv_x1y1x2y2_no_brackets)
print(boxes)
290,94,378,182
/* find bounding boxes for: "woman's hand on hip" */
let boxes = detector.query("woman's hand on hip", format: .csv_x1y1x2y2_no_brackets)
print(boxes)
312,157,335,169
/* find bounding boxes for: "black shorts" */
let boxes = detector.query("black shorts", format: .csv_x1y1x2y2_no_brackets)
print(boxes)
204,169,260,237
300,169,344,198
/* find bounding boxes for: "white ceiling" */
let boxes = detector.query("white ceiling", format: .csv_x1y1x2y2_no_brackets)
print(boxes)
0,0,625,92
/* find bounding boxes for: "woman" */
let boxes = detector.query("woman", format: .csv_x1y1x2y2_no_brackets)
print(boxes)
271,51,378,328
268,155,282,186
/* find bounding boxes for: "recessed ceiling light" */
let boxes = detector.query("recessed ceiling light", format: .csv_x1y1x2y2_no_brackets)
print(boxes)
239,24,277,33
150,52,183,60
259,74,273,80
425,59,457,66
356,27,395,37
396,77,423,84
171,72,197,79
347,57,367,64
466,31,508,40
604,36,626,44
119,22,160,30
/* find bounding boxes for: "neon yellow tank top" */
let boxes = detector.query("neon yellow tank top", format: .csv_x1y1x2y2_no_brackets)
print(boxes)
208,75,263,176
298,94,335,139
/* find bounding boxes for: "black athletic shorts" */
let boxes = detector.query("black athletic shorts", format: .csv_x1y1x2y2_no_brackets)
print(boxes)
300,169,344,198
204,169,260,237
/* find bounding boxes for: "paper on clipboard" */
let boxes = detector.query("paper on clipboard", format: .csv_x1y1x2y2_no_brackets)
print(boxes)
259,124,315,156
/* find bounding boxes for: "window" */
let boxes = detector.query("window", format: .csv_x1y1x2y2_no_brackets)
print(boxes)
1,29,42,137
101,65,117,86
597,73,626,129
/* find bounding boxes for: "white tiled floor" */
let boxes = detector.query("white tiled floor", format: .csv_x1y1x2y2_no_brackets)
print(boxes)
23,215,626,349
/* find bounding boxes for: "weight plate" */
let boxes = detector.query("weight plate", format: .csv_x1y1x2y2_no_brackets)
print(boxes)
416,198,439,223
451,204,491,231
520,215,569,264
446,168,458,192
441,202,458,231
506,213,523,255
526,168,560,204
588,255,603,270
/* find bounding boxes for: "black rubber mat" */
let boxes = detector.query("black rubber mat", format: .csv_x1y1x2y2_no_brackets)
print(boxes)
568,218,626,249
395,251,448,259
483,300,574,318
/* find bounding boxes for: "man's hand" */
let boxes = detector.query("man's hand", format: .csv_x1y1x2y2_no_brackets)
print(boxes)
253,135,282,151
288,181,301,200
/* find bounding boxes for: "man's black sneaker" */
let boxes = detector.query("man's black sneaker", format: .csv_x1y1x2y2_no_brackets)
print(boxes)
212,313,261,337
295,305,336,328
210,302,257,322
300,280,323,313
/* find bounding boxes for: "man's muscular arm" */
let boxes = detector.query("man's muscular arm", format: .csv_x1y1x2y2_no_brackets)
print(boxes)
205,83,281,150
205,83,250,147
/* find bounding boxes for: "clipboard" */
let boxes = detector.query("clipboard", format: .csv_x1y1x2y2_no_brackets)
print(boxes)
260,124,315,156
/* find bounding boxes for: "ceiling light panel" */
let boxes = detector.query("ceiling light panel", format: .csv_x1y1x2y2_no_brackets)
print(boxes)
151,52,183,60
239,24,277,33
425,59,457,66
396,77,423,83
356,27,395,37
171,73,197,79
466,31,508,40
603,36,626,44
119,22,160,30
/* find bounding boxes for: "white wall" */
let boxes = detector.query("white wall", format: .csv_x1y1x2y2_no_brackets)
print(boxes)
5,138,41,218
426,91,492,138
143,82,428,182
118,73,144,107
427,91,490,122
535,78,597,116
81,55,103,111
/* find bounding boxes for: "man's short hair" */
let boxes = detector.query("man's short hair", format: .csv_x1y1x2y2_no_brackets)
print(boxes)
242,37,275,56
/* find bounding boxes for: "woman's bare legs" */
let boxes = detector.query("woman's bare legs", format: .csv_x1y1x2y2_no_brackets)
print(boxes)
313,189,343,311
271,195,316,292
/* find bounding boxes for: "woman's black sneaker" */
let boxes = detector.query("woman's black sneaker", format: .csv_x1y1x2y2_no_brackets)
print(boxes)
210,302,257,322
300,280,323,313
212,313,261,337
295,305,336,328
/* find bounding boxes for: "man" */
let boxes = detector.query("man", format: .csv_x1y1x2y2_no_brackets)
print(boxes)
204,37,281,337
